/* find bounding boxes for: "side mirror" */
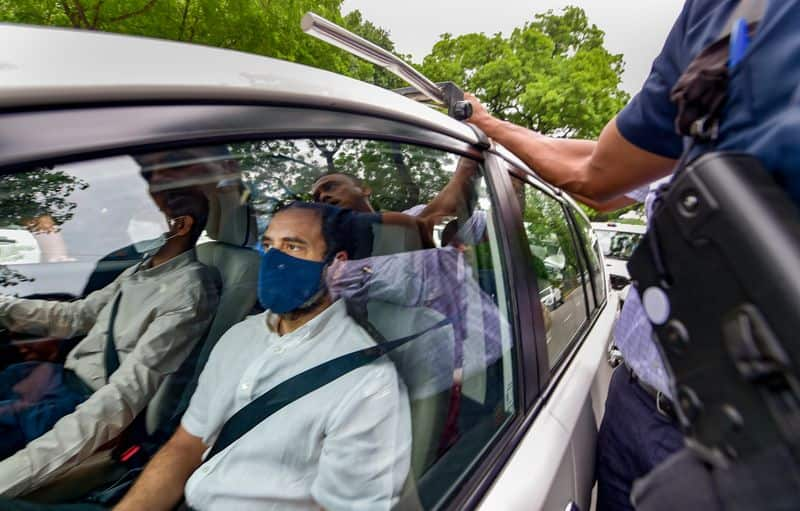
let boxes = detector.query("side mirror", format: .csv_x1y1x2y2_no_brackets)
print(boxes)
610,274,630,290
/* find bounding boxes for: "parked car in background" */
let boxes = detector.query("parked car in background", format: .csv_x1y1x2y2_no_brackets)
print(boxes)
592,222,646,300
0,24,617,511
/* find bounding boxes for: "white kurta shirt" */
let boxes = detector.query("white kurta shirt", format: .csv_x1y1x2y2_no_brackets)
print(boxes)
182,299,412,511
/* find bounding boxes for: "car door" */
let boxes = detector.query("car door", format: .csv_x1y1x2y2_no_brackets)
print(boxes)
475,152,617,511
1,101,539,508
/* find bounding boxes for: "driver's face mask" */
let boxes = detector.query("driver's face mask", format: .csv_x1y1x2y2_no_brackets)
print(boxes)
126,214,178,255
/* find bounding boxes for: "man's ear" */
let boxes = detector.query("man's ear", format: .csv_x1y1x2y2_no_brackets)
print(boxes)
172,215,194,237
334,250,349,262
360,184,372,198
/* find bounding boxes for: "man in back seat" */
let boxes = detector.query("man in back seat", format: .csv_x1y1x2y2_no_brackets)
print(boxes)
115,201,411,511
0,188,220,497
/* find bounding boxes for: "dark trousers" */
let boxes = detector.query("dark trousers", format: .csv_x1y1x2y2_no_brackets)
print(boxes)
0,362,91,460
595,366,684,511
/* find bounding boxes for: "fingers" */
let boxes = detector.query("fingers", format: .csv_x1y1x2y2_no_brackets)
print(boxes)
463,92,493,129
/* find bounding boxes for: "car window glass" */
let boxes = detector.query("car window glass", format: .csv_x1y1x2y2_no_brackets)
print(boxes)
596,229,643,261
572,211,606,308
512,177,588,367
0,138,516,508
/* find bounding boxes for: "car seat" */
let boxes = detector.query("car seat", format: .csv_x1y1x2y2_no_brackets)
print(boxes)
145,184,260,433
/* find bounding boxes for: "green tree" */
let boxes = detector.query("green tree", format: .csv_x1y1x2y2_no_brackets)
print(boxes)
420,6,629,139
232,138,455,216
0,168,89,231
0,1,401,84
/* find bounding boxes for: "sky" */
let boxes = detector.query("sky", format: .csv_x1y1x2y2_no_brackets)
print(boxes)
340,0,685,94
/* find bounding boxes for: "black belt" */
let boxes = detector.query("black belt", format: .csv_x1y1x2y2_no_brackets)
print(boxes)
624,363,677,420
62,368,94,398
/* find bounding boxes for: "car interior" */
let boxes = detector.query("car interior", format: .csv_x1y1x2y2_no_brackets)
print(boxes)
14,161,260,503
1,140,519,509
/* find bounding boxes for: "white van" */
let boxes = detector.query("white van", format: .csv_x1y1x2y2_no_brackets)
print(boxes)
591,222,646,292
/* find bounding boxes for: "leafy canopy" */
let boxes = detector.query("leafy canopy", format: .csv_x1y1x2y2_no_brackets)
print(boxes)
0,0,401,83
421,6,630,139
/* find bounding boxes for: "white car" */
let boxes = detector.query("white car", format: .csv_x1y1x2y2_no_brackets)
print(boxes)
592,222,646,298
0,23,616,511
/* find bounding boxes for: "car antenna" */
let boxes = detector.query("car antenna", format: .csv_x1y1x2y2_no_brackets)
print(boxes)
301,12,473,122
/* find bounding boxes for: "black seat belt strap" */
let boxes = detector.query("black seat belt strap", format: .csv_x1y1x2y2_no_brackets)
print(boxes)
105,291,123,382
205,317,451,462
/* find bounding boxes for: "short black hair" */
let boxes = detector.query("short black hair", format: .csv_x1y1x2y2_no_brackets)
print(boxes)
275,201,358,261
161,189,209,245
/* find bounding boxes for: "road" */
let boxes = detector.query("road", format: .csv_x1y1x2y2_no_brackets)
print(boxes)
545,287,587,366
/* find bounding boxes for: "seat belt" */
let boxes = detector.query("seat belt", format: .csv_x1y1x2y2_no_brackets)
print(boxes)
104,291,123,381
204,317,451,462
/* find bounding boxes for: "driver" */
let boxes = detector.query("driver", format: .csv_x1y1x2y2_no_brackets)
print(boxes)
0,188,220,497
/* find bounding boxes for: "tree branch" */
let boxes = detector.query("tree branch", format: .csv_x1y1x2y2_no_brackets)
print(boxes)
108,0,159,23
72,0,91,27
178,0,192,40
59,0,82,28
91,0,104,29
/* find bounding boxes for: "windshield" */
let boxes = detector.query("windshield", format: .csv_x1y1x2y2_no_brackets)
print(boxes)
595,230,643,261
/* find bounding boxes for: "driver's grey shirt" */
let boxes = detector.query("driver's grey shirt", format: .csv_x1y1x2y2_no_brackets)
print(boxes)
0,249,220,496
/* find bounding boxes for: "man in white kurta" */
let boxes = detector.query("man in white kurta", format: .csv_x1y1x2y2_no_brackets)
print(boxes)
115,203,411,511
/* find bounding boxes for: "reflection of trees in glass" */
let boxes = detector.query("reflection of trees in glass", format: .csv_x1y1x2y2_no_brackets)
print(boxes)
233,139,454,214
521,187,580,290
0,265,34,287
0,168,89,233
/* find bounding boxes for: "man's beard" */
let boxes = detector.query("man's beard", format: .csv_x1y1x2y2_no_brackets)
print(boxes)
282,284,329,320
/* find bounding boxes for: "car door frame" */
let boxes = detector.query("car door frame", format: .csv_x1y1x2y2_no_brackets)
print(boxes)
473,150,617,511
0,100,553,510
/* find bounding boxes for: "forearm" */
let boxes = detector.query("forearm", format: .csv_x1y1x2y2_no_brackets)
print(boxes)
419,158,480,222
471,101,676,201
479,117,598,195
114,427,205,511
0,296,90,338
568,192,637,212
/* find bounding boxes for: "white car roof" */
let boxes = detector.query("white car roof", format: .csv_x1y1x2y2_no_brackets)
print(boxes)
0,24,479,145
591,222,646,234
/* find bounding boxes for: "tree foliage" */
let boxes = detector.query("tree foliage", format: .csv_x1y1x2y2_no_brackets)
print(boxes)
0,168,88,231
421,6,629,139
0,0,398,83
234,138,454,216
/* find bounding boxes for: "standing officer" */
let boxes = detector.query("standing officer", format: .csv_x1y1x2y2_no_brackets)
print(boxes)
464,0,800,508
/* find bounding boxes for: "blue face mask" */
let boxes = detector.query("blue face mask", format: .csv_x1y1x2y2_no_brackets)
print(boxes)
257,248,327,314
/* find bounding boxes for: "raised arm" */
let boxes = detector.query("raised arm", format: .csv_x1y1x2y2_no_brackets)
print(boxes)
465,93,677,202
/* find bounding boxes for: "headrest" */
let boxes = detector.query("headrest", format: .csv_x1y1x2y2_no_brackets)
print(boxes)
204,185,257,247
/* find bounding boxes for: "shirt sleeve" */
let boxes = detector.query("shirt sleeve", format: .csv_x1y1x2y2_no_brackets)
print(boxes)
0,276,219,497
625,185,651,203
312,363,411,511
0,277,121,339
615,0,694,159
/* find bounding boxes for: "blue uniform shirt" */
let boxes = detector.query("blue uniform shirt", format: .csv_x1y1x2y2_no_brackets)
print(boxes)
618,0,800,204
614,0,800,395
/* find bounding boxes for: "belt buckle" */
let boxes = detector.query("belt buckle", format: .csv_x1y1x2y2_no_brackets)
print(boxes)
656,391,671,418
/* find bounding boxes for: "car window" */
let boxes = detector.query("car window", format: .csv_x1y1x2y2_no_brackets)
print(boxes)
0,156,178,297
0,138,517,508
596,229,643,261
512,177,588,367
572,211,606,309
